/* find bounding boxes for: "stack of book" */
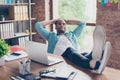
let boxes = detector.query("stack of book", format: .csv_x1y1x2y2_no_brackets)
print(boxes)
0,0,11,4
9,5,28,20
0,0,24,4
0,22,14,39
11,36,29,47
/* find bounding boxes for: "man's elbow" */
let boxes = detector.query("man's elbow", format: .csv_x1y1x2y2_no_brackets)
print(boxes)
35,22,43,30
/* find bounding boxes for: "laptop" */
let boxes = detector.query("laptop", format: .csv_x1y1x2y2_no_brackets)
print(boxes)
25,41,63,65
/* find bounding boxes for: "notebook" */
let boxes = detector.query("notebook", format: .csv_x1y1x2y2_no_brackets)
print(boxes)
5,51,28,62
40,68,77,80
25,41,63,65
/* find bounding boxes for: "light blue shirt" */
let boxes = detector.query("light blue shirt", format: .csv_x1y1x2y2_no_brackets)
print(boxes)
35,22,86,53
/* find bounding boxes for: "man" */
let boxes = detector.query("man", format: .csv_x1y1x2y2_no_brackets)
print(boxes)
35,18,110,74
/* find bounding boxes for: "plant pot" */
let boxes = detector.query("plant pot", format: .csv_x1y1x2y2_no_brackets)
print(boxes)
0,56,5,66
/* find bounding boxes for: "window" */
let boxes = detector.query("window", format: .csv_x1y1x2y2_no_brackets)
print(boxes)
58,0,96,53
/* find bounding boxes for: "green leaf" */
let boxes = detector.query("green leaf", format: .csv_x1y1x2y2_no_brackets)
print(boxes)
0,39,9,58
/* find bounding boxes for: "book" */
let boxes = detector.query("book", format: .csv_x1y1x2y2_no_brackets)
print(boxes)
9,6,19,20
11,0,16,4
55,69,77,80
0,24,3,38
5,0,11,4
9,5,28,20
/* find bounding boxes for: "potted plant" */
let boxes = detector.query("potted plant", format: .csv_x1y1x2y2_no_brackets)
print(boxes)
0,39,9,66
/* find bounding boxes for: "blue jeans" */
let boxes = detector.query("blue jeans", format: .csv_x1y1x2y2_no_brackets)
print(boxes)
62,47,93,70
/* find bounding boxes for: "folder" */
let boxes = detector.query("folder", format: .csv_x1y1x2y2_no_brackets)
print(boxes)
4,51,28,62
40,69,77,80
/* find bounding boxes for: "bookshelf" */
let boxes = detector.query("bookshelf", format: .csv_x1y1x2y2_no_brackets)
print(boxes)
0,0,35,47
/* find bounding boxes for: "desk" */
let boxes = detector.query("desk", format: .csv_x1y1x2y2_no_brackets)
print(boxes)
0,55,120,80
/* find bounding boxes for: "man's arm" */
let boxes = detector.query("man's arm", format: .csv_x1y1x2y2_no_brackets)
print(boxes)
40,19,57,26
65,20,86,38
41,19,81,26
41,19,80,26
65,20,81,25
63,19,86,38
35,19,57,40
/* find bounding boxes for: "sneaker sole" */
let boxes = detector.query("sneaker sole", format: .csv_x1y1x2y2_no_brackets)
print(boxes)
96,41,112,74
92,25,106,60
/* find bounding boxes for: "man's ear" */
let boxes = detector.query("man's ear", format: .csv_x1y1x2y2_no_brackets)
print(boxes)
64,19,66,22
64,19,68,24
55,20,57,25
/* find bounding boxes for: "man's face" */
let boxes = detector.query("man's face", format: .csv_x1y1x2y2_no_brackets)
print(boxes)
55,19,66,34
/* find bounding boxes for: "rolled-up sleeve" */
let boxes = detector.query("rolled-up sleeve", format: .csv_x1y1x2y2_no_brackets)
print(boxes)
72,22,86,38
35,22,50,40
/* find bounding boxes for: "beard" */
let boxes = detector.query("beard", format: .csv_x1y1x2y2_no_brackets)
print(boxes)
57,30,65,34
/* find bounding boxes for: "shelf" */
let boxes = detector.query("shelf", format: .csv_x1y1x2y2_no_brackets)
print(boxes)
0,0,35,46
14,32,36,37
0,3,35,6
1,32,36,39
0,18,36,23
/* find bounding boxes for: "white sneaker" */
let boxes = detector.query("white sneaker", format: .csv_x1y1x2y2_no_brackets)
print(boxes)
95,41,112,74
92,25,106,60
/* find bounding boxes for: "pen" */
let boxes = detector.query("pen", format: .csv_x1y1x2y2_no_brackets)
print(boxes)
11,76,19,80
19,60,23,64
26,59,30,63
16,76,25,80
67,72,77,80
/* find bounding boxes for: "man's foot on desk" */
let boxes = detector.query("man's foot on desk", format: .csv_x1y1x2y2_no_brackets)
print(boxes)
93,41,112,74
92,25,106,60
